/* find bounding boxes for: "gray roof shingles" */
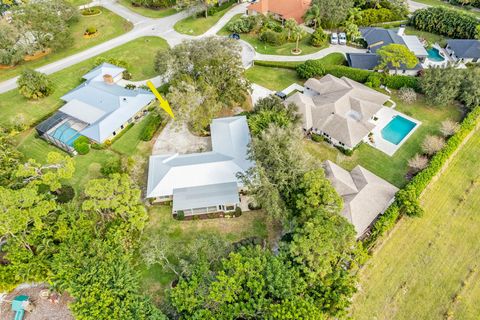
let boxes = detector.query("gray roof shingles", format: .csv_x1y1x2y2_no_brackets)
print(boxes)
447,39,480,59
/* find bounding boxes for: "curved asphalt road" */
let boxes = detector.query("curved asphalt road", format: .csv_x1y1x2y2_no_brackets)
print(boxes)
0,0,430,94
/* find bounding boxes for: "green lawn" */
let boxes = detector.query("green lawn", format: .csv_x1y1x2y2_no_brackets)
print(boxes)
218,14,328,56
0,7,133,82
139,205,277,303
305,93,462,188
405,26,449,46
67,0,91,6
174,3,235,35
245,53,346,91
246,66,303,91
0,36,168,129
117,0,178,18
412,0,480,17
350,127,480,320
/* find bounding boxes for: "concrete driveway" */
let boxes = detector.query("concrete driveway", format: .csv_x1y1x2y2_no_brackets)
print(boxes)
251,84,274,105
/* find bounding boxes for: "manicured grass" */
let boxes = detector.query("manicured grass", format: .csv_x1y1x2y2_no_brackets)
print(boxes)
405,26,448,46
246,53,346,91
0,7,133,82
67,0,91,6
350,129,480,319
411,0,480,17
14,129,120,194
174,3,235,35
246,66,304,91
111,112,161,157
0,36,168,128
218,14,328,56
138,205,278,303
117,0,178,18
304,93,462,188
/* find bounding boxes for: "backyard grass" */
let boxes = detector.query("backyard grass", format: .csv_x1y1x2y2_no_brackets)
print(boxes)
0,7,133,82
405,26,449,46
117,0,178,18
412,0,480,17
304,93,463,188
350,127,480,320
218,14,328,56
174,3,235,35
0,36,168,129
246,66,303,91
138,205,278,303
67,0,91,6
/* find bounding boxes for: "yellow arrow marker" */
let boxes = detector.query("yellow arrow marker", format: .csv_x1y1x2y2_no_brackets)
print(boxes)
146,80,175,119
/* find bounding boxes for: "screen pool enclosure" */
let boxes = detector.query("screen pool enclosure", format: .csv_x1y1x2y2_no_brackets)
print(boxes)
36,111,88,153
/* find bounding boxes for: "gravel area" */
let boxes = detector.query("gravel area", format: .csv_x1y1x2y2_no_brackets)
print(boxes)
152,121,211,155
0,284,74,320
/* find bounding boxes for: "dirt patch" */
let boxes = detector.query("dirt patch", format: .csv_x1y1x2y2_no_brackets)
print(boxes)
0,284,74,320
152,121,211,155
24,49,52,62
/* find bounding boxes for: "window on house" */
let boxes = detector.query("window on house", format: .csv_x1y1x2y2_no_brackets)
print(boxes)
121,125,124,129
113,131,116,136
226,205,235,211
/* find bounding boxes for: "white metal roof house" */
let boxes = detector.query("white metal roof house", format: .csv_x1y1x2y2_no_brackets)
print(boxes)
146,116,254,216
286,74,390,150
36,63,155,152
324,160,398,237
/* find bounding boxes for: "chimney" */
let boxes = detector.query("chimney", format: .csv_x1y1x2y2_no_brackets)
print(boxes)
103,74,114,84
397,26,405,36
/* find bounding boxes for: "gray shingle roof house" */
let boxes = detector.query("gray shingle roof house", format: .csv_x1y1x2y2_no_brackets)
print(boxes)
146,116,254,216
446,39,480,62
36,63,155,152
346,52,423,75
285,74,390,149
324,160,398,237
360,27,428,58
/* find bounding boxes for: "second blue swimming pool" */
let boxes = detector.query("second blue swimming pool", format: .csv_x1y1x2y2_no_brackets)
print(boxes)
381,116,417,145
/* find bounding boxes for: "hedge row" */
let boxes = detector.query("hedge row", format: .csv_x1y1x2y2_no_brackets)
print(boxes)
296,60,421,91
140,113,163,141
364,105,480,248
253,60,300,69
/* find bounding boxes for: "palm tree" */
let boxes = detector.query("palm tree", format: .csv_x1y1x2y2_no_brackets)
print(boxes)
291,25,306,53
303,4,321,29
284,18,297,41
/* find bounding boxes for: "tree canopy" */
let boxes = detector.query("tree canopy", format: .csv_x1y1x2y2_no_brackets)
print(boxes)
376,44,418,73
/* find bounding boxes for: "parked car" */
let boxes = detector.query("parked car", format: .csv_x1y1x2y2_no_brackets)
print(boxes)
339,32,347,45
330,33,338,45
229,33,240,40
275,91,287,100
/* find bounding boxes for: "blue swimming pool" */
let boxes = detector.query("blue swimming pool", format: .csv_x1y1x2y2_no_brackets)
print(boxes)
51,123,81,146
381,116,416,145
427,48,445,62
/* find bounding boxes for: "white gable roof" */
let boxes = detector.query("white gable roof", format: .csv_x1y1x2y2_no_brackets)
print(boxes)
146,116,254,198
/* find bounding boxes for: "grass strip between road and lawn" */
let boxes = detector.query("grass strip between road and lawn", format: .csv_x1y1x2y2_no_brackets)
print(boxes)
0,7,133,82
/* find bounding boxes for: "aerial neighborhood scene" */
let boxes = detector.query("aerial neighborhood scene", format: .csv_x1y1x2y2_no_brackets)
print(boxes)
1,0,480,318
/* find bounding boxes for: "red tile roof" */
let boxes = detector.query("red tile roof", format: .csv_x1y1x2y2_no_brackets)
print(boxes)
247,0,312,24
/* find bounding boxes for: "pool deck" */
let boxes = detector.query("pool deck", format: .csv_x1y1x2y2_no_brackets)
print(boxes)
366,107,421,156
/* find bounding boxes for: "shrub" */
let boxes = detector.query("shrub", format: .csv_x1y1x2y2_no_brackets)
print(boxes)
440,119,459,137
253,60,299,69
384,75,420,91
398,86,417,104
324,65,373,83
101,158,122,176
130,0,175,8
54,185,75,203
73,136,90,155
234,206,242,217
17,69,55,100
85,26,97,35
365,73,382,88
422,135,445,156
310,27,328,47
227,16,257,33
259,30,287,46
296,60,326,78
140,112,163,141
336,145,354,156
81,7,101,16
176,210,185,221
122,70,132,80
356,8,402,26
311,133,324,142
408,154,429,174
93,57,129,69
409,7,478,39
396,186,424,216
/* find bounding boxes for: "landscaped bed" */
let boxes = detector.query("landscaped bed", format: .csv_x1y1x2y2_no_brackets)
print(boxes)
0,7,133,82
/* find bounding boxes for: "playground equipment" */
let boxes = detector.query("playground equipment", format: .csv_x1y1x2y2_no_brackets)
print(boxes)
11,295,33,320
